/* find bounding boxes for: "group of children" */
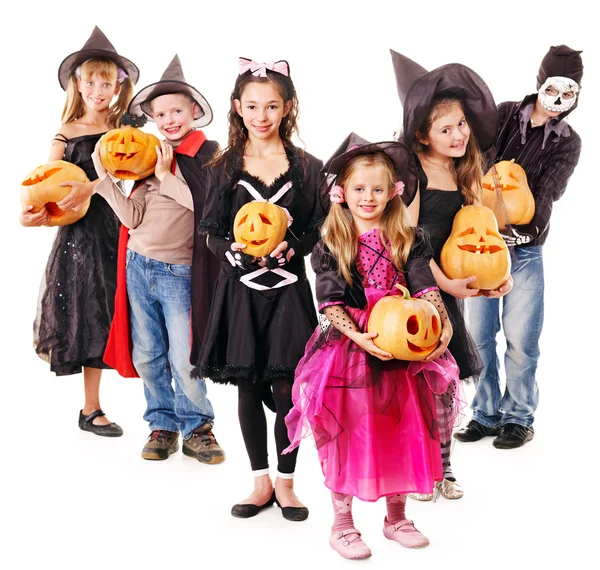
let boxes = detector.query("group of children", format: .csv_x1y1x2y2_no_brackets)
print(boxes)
21,26,583,560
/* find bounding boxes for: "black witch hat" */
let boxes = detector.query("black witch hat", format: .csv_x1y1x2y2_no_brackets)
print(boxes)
389,49,497,152
128,55,213,128
58,26,139,90
321,132,418,206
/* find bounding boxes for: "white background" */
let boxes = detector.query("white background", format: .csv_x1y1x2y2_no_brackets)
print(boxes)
2,1,598,569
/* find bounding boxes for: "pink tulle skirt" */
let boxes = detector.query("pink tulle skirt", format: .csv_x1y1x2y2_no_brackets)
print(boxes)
285,288,462,502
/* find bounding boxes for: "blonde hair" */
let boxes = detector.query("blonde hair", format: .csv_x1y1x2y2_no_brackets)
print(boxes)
322,153,415,285
414,94,483,205
61,58,133,129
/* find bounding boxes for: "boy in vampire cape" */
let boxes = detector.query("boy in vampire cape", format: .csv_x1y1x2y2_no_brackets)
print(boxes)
95,55,223,463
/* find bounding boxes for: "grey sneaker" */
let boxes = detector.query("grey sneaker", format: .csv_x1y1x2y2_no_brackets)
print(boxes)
182,422,225,464
141,430,179,460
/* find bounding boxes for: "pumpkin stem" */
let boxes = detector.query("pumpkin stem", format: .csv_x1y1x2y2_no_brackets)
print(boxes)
394,283,411,299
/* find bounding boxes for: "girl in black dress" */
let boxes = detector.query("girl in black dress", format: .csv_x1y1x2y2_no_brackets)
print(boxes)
390,49,511,500
20,27,138,437
192,58,325,521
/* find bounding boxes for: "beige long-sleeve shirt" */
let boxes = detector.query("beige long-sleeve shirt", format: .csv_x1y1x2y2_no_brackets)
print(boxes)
95,161,195,265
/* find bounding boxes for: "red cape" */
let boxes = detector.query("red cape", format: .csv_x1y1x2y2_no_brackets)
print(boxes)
103,130,207,377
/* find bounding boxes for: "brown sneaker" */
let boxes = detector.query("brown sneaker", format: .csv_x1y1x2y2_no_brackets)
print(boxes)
141,430,179,460
182,422,225,464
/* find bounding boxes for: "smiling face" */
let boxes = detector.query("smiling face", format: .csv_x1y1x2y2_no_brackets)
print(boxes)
151,93,198,141
77,71,120,112
344,164,394,232
234,81,292,142
418,100,471,160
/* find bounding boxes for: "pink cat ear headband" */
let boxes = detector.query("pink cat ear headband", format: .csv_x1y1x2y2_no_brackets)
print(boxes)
238,58,289,77
329,181,405,204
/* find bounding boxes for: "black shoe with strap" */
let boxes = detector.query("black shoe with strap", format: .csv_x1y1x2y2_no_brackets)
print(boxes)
78,409,123,437
454,419,500,442
493,423,534,449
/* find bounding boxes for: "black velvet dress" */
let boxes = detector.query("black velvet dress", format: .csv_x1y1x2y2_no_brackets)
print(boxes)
192,148,326,385
34,133,120,375
415,159,483,381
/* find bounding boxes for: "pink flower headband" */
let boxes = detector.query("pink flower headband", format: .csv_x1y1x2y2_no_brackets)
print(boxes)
238,58,289,78
329,181,404,204
75,65,128,84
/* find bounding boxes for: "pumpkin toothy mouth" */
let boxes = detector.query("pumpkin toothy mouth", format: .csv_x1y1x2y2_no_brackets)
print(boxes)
22,167,63,186
407,340,438,353
458,245,503,254
247,239,268,246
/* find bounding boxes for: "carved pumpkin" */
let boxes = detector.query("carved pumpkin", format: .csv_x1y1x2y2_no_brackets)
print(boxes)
20,160,90,226
98,126,160,180
440,205,511,291
367,284,442,361
482,160,535,229
233,201,289,257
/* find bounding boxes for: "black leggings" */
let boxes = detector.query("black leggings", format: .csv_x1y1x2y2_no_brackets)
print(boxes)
237,378,299,474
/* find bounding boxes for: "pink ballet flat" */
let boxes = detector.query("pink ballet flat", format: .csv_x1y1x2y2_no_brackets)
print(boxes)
329,528,372,560
383,517,430,548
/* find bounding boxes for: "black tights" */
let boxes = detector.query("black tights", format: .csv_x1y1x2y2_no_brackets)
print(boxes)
237,378,299,474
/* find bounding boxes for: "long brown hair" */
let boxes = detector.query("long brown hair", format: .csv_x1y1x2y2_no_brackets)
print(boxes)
322,153,415,285
414,93,483,205
61,58,133,129
210,69,300,167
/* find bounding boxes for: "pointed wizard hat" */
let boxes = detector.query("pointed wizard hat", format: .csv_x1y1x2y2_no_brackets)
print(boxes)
321,132,418,206
128,55,213,128
58,26,140,90
389,49,497,152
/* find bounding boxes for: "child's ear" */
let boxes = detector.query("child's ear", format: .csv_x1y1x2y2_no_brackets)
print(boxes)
416,131,429,146
233,99,243,117
192,101,201,119
113,81,121,96
283,100,293,117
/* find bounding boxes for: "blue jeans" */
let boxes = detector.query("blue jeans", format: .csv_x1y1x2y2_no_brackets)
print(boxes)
126,250,215,438
467,246,544,428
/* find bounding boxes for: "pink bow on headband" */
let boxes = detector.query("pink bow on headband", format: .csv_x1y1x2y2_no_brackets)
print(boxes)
238,58,289,78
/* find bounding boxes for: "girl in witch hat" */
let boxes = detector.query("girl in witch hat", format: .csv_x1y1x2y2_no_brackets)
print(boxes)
389,49,511,499
192,57,326,522
19,26,138,437
284,133,461,559
95,55,224,464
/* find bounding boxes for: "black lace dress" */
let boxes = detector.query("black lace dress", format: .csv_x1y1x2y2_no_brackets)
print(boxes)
192,148,325,385
416,160,483,381
34,133,120,375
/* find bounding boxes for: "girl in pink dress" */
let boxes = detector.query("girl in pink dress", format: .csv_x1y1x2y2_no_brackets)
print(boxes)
285,134,462,560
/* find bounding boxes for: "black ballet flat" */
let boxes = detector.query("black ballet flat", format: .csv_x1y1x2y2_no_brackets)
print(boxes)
231,491,276,518
275,497,309,522
78,410,123,438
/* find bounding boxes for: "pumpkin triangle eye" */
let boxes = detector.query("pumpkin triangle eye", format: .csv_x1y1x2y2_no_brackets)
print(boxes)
457,227,476,237
237,215,248,226
259,214,272,225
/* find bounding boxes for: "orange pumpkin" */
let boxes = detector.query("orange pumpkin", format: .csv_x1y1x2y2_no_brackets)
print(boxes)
440,205,511,291
20,160,90,226
98,126,160,180
233,201,289,257
482,160,535,230
367,284,442,361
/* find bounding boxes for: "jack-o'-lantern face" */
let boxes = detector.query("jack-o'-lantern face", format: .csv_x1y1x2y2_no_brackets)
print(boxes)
481,160,535,228
367,284,442,361
98,126,160,180
440,205,511,291
233,201,289,257
20,160,90,226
